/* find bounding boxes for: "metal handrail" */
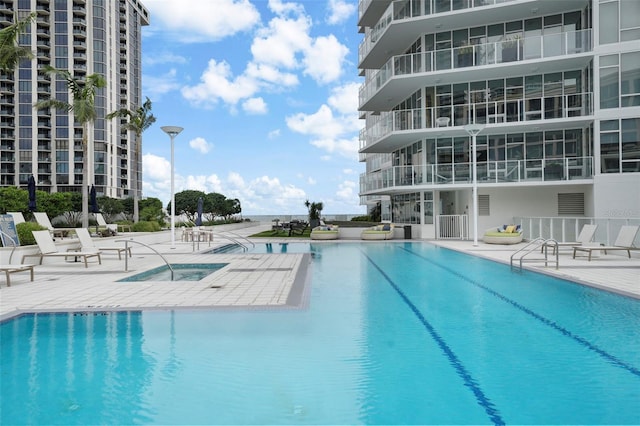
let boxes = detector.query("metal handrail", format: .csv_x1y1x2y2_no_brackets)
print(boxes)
220,231,255,248
115,239,175,279
0,229,19,264
510,237,559,270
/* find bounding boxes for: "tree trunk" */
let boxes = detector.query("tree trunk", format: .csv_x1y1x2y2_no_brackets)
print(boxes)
133,135,139,222
81,125,89,228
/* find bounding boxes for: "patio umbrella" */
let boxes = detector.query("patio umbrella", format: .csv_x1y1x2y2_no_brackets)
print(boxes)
195,197,203,226
89,185,99,214
27,176,36,212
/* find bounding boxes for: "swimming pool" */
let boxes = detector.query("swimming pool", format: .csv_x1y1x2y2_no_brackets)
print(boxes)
2,243,639,424
117,263,228,282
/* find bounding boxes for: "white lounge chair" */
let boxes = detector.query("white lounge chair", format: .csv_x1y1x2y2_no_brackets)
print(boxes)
543,224,598,254
33,212,74,238
7,212,26,225
75,228,131,260
573,225,640,261
23,230,101,268
0,264,35,287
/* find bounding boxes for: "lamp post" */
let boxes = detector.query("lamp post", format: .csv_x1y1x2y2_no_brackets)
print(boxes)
161,126,183,248
464,123,485,246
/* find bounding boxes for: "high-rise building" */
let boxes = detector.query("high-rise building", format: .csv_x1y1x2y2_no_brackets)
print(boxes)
0,0,149,200
358,0,639,240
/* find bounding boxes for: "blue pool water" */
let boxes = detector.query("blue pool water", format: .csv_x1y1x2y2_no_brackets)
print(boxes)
2,243,639,425
117,263,228,282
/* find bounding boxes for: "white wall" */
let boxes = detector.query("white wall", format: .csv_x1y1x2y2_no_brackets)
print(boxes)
478,184,594,234
593,175,640,218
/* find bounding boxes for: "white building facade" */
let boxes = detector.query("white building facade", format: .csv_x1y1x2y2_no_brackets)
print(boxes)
357,0,640,240
0,0,149,200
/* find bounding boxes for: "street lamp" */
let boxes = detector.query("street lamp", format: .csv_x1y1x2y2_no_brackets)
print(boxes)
161,125,183,248
464,123,485,246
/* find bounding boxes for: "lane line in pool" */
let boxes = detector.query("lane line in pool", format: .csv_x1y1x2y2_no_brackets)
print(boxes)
361,251,505,426
401,246,640,379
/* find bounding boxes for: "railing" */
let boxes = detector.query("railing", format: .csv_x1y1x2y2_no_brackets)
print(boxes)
116,239,175,279
510,237,559,271
359,0,517,62
361,92,593,149
435,214,468,240
513,217,640,247
360,157,594,192
359,29,592,107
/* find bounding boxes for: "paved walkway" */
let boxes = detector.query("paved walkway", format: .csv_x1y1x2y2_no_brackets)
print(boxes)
1,224,638,321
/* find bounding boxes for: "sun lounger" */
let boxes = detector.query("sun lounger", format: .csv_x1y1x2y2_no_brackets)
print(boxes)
23,230,101,268
0,264,35,287
361,223,394,240
573,225,639,261
75,228,131,260
7,212,26,225
310,225,339,240
542,224,598,254
33,212,75,238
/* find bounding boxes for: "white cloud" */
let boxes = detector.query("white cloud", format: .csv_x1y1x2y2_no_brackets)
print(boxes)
327,0,356,25
143,52,187,66
189,137,212,154
268,129,281,139
302,35,349,84
243,97,268,114
181,59,258,108
328,82,360,115
251,15,311,69
143,153,170,181
143,0,260,42
286,104,359,158
142,69,181,99
336,180,356,200
342,168,356,175
307,177,317,185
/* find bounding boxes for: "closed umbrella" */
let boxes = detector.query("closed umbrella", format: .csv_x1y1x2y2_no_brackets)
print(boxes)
27,176,36,212
90,185,99,214
195,197,203,226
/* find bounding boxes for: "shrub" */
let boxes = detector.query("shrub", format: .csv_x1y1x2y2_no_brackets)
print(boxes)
131,220,161,232
351,215,372,222
16,222,48,246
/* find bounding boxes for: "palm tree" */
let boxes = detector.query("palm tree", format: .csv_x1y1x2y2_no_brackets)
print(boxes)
106,97,156,222
0,12,37,73
34,66,106,228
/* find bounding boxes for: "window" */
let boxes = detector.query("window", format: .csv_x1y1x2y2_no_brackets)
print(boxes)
621,51,640,107
621,118,640,172
600,54,619,108
600,120,620,173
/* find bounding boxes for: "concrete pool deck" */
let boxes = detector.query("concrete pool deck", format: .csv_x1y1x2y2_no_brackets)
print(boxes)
1,223,638,321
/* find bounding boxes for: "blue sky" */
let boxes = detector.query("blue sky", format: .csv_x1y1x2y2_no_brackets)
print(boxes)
138,0,364,216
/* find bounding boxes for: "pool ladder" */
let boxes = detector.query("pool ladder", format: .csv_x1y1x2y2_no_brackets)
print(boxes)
510,237,559,271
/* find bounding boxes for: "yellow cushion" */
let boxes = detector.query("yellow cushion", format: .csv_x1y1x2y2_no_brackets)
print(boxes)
505,225,516,233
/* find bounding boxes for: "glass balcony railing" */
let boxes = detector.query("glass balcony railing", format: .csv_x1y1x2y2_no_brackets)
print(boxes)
359,29,592,107
360,157,594,193
359,92,593,150
359,0,516,63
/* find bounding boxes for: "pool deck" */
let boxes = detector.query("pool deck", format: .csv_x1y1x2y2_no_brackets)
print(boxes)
1,223,638,321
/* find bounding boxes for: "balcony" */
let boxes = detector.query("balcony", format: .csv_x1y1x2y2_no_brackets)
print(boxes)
360,157,594,194
360,92,593,152
360,29,592,111
359,0,587,68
